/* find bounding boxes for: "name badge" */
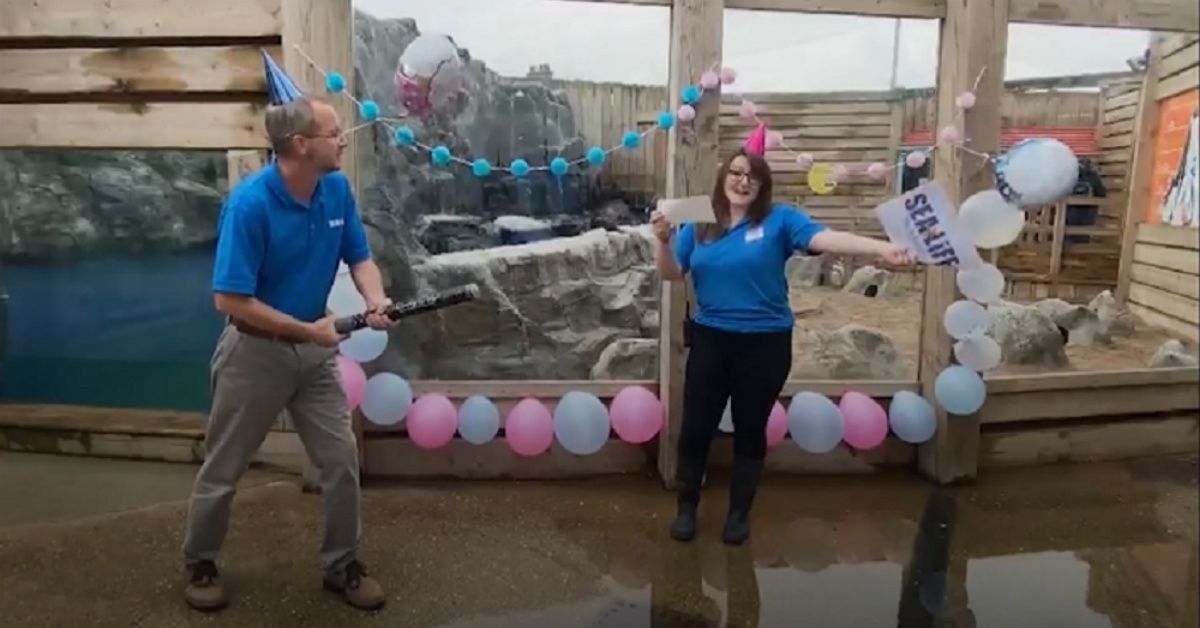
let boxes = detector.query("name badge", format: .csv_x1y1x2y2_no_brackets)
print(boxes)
745,226,764,242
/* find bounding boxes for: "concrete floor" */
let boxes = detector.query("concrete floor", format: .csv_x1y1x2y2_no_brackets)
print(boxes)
0,451,1195,628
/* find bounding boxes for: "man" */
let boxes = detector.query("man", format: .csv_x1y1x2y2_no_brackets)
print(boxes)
182,96,392,612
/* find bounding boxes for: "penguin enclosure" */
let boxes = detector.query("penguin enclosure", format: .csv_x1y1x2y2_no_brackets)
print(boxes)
0,0,1196,485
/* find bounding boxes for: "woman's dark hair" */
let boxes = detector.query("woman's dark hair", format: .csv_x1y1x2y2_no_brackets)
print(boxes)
697,148,774,243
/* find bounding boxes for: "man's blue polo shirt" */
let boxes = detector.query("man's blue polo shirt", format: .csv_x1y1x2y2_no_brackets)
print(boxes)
674,204,826,334
211,163,372,323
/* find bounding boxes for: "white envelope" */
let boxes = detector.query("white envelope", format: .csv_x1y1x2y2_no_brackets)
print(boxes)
658,195,717,224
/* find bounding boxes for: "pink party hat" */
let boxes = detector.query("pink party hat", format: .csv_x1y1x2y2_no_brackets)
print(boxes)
744,122,768,156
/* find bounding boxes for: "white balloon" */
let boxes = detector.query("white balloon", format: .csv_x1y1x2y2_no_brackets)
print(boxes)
360,372,412,426
954,334,1003,371
339,328,388,363
719,400,734,433
327,275,365,317
957,263,1006,304
944,300,990,340
995,138,1079,207
959,190,1026,249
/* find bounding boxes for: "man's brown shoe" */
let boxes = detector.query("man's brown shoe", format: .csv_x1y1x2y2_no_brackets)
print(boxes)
323,560,385,611
184,560,228,612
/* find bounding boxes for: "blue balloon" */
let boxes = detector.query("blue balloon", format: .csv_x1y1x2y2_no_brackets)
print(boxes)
622,131,641,149
550,157,569,176
360,373,412,427
457,395,500,445
325,71,346,93
681,84,702,105
359,99,380,121
587,147,606,166
510,159,531,177
431,145,452,166
787,392,843,453
658,111,675,130
394,126,415,146
472,159,492,177
934,366,987,415
887,391,937,444
553,391,611,456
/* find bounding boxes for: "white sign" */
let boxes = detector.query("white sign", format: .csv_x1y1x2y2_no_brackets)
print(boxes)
873,181,984,268
658,195,716,224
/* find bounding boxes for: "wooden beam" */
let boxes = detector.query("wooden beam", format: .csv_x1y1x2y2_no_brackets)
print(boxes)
0,0,282,39
1138,223,1200,250
985,367,1200,393
556,0,945,19
917,0,1007,485
981,384,1200,423
1131,263,1200,300
1006,0,1199,31
979,414,1198,468
0,102,267,148
1134,242,1200,275
1048,201,1067,288
658,0,722,489
1116,44,1162,303
1129,301,1200,342
362,437,649,479
0,45,275,99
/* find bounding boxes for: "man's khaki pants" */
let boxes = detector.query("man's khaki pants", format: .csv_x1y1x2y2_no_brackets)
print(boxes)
182,324,361,574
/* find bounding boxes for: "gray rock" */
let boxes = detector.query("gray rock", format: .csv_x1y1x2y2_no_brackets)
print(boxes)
1149,340,1199,368
374,227,659,379
843,265,900,298
1088,290,1137,337
786,254,824,288
591,338,658,379
1033,298,1111,346
987,301,1070,368
791,324,903,380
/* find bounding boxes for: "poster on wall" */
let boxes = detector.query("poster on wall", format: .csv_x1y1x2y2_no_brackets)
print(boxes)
1160,104,1199,228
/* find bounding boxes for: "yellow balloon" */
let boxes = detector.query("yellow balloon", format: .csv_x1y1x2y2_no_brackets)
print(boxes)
807,163,837,195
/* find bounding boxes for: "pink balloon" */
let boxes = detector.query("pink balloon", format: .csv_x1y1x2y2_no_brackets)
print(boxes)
505,398,554,456
699,70,720,90
839,391,888,450
406,394,458,450
610,386,663,444
677,104,696,122
765,401,788,448
906,151,927,169
336,355,366,410
720,67,738,85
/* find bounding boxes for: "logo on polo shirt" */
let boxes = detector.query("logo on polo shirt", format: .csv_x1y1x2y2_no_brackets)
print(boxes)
328,218,345,228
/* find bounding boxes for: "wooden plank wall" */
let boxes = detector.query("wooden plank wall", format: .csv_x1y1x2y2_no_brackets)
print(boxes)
0,0,279,149
1127,211,1200,344
902,89,1100,131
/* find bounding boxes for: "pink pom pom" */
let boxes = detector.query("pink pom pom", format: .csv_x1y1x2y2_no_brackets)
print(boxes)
939,124,961,145
737,99,757,121
765,130,784,150
720,67,737,85
795,153,814,169
906,151,927,169
676,104,696,122
955,91,976,110
867,162,888,180
699,70,720,90
831,165,849,182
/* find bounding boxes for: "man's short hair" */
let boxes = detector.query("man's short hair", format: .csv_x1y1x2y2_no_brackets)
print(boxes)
265,96,323,155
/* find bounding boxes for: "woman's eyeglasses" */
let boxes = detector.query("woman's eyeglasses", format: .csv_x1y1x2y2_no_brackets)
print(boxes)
727,169,760,185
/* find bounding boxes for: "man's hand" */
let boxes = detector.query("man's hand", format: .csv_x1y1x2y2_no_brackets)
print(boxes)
307,315,345,348
875,242,915,268
364,297,395,330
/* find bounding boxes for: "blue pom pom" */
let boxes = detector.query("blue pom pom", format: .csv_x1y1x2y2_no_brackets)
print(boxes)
510,159,531,177
431,146,451,166
394,126,415,146
657,111,675,130
325,72,346,93
359,100,380,121
587,147,606,166
550,157,569,176
681,85,702,105
622,131,641,149
472,158,492,177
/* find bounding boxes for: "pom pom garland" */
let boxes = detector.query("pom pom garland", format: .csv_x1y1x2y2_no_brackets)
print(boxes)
587,147,606,166
906,151,928,169
394,126,415,146
325,71,346,93
676,105,696,122
510,159,531,178
359,100,380,121
657,111,676,130
622,131,641,149
700,70,720,89
955,91,977,110
550,157,569,176
431,145,452,166
471,159,492,177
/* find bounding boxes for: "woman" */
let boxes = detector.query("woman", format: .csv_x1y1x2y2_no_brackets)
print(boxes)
650,148,912,545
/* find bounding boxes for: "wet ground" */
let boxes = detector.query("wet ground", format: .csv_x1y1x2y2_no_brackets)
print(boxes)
0,452,1196,628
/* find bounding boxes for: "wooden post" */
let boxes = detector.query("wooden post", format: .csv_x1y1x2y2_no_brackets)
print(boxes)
281,0,366,480
1048,200,1067,291
657,0,723,488
1116,37,1164,302
917,0,1008,484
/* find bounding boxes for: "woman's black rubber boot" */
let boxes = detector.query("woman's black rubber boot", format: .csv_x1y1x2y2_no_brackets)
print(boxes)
722,457,763,545
670,457,705,541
